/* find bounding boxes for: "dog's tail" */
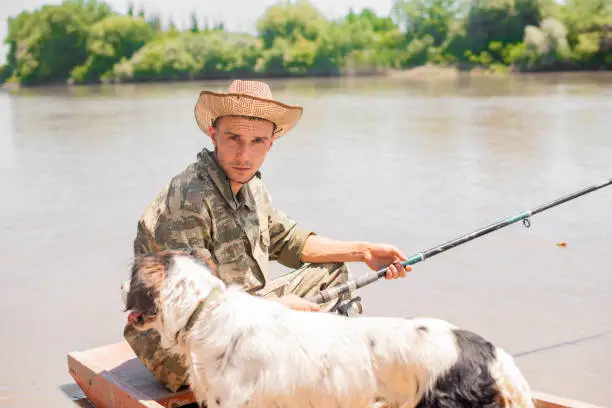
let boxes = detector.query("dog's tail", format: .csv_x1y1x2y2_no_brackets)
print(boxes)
490,347,535,408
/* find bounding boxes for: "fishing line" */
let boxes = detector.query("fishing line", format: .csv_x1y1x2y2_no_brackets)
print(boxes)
309,178,612,305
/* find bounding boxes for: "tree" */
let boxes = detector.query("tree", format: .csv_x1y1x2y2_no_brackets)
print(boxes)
147,13,163,32
256,0,328,49
190,11,199,33
391,0,464,46
464,0,546,56
4,1,112,84
70,14,154,83
561,0,612,66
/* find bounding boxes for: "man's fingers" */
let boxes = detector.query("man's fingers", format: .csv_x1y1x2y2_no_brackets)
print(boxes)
397,262,407,278
390,264,397,279
385,265,392,280
392,263,401,279
294,303,320,312
386,261,410,279
386,263,399,280
391,246,408,262
301,300,321,312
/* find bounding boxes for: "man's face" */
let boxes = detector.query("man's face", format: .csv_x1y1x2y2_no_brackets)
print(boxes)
209,116,275,186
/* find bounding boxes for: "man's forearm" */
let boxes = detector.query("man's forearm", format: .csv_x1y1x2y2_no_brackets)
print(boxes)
300,235,367,264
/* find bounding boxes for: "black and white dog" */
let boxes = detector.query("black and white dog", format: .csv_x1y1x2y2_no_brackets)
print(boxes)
124,249,534,408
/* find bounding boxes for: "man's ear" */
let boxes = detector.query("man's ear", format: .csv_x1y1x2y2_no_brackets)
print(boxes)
268,136,275,151
208,126,218,146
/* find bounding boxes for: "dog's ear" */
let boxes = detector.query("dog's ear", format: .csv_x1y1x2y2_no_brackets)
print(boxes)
156,253,222,344
124,254,166,316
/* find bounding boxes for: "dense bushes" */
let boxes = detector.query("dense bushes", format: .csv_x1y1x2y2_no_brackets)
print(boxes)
2,0,610,86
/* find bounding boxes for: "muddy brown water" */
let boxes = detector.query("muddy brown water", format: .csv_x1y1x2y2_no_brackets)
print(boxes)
1,72,611,407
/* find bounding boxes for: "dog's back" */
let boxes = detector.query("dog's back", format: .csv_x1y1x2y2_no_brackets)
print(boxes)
488,346,535,408
348,317,534,408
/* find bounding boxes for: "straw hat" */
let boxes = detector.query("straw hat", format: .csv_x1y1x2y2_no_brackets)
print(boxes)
194,80,303,139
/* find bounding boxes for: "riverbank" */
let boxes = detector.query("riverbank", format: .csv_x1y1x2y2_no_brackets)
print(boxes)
3,0,609,90
5,63,610,92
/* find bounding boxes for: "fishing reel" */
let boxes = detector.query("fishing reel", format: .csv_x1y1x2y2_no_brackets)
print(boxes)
331,296,362,317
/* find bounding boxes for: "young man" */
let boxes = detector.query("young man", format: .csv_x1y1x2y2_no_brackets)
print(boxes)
123,80,412,392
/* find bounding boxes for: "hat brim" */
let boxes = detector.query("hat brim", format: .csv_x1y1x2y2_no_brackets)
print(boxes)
194,90,303,139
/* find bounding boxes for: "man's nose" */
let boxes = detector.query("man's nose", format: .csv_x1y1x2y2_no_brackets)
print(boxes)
235,142,250,159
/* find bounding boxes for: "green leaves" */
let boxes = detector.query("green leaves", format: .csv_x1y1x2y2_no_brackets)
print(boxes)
256,0,328,49
392,0,464,46
107,31,263,82
4,0,111,84
2,0,610,85
70,15,154,83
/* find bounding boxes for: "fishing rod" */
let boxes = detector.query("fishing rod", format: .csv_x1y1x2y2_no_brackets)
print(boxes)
308,178,612,305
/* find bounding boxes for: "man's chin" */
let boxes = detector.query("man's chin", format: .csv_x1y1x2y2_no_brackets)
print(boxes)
229,174,256,185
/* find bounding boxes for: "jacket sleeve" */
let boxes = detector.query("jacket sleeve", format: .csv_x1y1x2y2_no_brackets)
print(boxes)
133,182,214,259
267,205,316,269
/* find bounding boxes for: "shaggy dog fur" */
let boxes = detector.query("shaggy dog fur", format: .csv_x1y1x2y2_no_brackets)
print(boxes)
124,249,534,408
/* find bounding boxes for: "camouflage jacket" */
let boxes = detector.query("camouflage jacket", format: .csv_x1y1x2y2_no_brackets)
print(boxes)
133,148,315,292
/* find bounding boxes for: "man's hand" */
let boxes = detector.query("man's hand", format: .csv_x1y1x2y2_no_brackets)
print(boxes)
273,294,321,312
362,243,412,280
299,235,412,280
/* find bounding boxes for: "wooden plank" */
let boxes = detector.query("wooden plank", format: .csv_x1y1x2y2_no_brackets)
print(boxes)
67,341,608,408
533,391,608,408
67,341,195,408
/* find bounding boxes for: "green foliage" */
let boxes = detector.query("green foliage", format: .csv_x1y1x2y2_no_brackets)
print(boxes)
391,0,464,46
574,33,602,59
190,12,200,33
71,15,154,83
252,2,403,76
402,35,435,66
109,31,262,82
256,0,328,49
0,64,12,83
324,8,405,72
559,0,612,68
1,0,610,85
464,0,544,59
5,0,111,85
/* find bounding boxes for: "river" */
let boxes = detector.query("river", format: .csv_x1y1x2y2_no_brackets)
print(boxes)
1,72,611,407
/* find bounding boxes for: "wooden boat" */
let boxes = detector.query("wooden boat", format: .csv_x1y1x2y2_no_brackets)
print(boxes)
67,341,606,408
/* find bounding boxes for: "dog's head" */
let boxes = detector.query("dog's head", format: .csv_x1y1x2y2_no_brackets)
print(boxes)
124,248,225,349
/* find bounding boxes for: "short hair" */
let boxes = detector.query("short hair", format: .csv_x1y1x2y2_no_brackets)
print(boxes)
212,115,277,134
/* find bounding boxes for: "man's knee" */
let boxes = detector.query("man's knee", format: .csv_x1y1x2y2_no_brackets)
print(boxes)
329,262,352,282
123,324,189,392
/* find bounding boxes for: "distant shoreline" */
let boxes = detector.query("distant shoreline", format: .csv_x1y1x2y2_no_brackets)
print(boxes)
4,0,610,92
3,64,609,91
